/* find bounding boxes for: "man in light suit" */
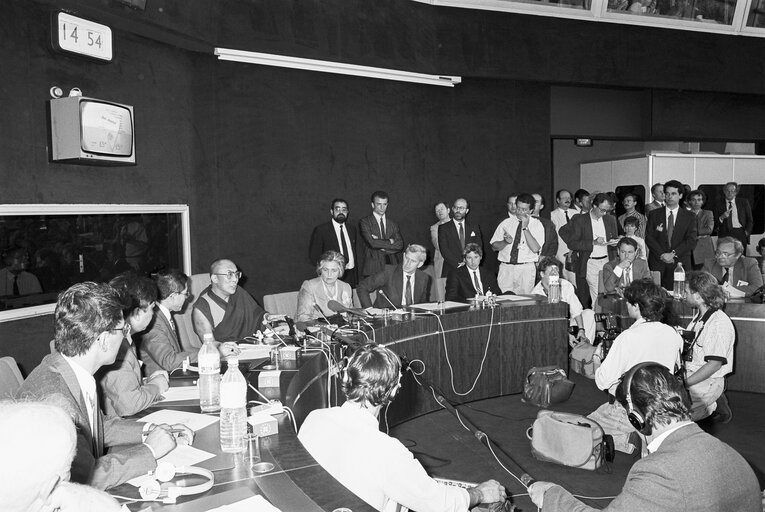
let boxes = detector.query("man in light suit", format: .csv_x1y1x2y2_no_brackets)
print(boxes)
139,269,198,376
714,182,753,251
445,243,500,302
644,182,665,213
308,198,358,286
702,237,763,298
357,244,431,308
602,237,652,295
16,282,190,490
645,180,697,290
357,191,404,278
529,363,760,511
438,198,482,278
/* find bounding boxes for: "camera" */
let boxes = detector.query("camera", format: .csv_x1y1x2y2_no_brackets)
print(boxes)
593,313,621,360
677,329,695,362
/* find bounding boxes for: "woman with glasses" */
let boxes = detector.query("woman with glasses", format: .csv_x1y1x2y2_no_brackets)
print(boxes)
296,250,353,325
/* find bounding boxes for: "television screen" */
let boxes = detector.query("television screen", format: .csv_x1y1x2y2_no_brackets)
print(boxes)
80,100,133,156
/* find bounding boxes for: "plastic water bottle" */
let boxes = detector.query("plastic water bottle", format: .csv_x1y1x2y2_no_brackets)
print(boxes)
673,262,686,299
548,265,561,304
198,333,221,412
220,358,247,453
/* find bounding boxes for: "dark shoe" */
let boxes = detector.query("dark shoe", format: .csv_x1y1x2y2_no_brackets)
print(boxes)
713,393,732,424
628,431,643,460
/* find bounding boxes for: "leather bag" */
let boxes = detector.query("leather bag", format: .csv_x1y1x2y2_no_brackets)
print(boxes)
570,342,598,379
521,366,574,408
527,410,610,471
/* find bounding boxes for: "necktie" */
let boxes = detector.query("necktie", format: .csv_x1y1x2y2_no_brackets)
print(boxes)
667,211,675,243
728,201,734,228
509,222,523,264
565,210,570,222
339,224,349,258
379,218,386,239
473,271,483,295
623,267,632,287
721,268,730,285
459,223,465,248
404,275,413,306
89,393,100,454
12,275,20,296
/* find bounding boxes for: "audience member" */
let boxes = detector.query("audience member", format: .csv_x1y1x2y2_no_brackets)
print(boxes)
357,191,404,278
588,279,682,455
530,363,760,511
357,244,431,308
118,215,148,271
99,272,168,417
688,189,715,270
622,216,647,260
490,193,544,294
550,189,577,283
702,237,763,298
645,182,665,213
715,182,753,252
429,201,451,283
445,243,500,302
296,250,353,323
617,193,646,238
16,282,191,489
308,198,358,287
438,198,482,278
559,192,619,309
645,180,697,290
299,343,507,512
602,237,652,295
139,269,198,376
531,193,559,258
573,188,591,214
0,247,42,296
505,194,518,217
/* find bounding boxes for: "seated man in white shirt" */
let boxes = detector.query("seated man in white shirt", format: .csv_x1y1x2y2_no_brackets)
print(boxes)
299,344,507,512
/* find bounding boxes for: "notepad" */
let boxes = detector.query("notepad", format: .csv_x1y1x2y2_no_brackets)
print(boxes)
159,386,200,402
138,409,219,431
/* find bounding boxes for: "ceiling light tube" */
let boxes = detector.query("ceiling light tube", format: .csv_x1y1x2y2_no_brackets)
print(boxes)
214,47,461,87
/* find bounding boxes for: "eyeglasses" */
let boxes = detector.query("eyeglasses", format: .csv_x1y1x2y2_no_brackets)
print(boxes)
715,251,735,258
214,271,242,280
597,206,613,214
176,290,190,297
109,324,131,338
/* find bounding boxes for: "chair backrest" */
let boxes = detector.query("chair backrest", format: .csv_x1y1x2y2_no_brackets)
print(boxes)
263,291,300,317
434,277,447,302
352,288,376,308
175,273,212,351
0,356,23,399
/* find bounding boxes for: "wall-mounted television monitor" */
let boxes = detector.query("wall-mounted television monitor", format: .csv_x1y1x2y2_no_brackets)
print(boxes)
48,96,135,166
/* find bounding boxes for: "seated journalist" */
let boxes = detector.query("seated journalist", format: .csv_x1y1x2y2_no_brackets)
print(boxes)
0,400,128,512
702,236,763,299
357,244,432,309
299,343,507,512
445,243,500,302
529,363,760,511
601,237,652,295
296,250,353,324
16,282,193,490
98,272,169,417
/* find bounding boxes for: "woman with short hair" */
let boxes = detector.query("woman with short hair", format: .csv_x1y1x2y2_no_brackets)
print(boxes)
295,250,353,323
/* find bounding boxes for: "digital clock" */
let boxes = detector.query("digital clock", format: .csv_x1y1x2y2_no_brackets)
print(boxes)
52,12,113,62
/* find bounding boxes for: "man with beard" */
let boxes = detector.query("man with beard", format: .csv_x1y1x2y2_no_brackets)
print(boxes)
309,198,358,286
438,198,483,278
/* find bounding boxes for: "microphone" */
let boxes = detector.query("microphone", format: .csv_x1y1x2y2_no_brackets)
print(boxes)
327,300,371,318
520,474,536,488
313,303,334,325
378,289,399,310
749,284,765,298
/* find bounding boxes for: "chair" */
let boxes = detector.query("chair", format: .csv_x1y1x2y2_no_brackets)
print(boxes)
263,291,300,317
435,277,447,302
0,356,23,399
352,288,377,308
175,273,211,351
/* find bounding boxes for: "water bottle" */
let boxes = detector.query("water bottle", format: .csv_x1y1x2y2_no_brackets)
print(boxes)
673,262,686,299
220,358,247,453
198,333,221,412
548,265,561,304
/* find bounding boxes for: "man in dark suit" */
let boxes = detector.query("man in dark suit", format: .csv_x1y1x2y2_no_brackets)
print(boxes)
308,198,358,286
445,243,500,302
357,191,404,278
645,180,698,290
714,182,753,251
16,282,190,490
702,236,763,298
438,198,483,278
559,192,619,309
529,364,761,511
357,244,431,308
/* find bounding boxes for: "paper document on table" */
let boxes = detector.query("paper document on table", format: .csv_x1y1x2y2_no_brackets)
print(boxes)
159,386,200,402
366,307,407,316
138,409,219,431
410,301,466,311
127,445,215,487
237,344,273,360
494,294,531,302
207,495,281,511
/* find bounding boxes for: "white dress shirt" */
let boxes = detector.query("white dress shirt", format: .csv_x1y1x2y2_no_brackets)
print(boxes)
590,216,608,258
61,355,98,434
490,216,545,263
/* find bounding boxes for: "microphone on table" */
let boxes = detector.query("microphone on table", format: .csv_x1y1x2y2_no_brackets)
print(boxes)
520,474,536,488
314,304,358,347
378,290,399,310
327,300,371,318
313,304,334,325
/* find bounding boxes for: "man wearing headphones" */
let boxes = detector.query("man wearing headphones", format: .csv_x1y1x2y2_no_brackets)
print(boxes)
529,363,760,511
298,344,507,512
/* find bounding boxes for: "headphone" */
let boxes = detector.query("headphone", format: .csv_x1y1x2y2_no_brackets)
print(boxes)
138,463,214,504
622,361,658,436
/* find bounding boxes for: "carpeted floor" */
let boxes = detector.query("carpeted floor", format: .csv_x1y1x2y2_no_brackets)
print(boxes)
389,372,765,511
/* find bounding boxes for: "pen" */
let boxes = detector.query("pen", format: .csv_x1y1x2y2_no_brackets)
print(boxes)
148,427,186,434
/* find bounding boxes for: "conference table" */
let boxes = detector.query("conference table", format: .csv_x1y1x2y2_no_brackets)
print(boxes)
118,296,569,510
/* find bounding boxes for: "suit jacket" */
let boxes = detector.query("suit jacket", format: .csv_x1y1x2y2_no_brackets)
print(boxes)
445,265,501,302
645,200,663,213
438,219,483,277
16,353,154,490
541,423,760,511
99,338,163,417
357,215,404,277
357,265,431,309
308,220,358,285
692,209,716,264
559,212,619,276
536,216,559,259
714,196,753,242
139,305,197,376
645,207,697,270
702,256,763,296
601,258,652,294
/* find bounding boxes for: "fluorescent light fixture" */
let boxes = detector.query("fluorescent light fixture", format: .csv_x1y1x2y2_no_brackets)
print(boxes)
214,47,461,87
